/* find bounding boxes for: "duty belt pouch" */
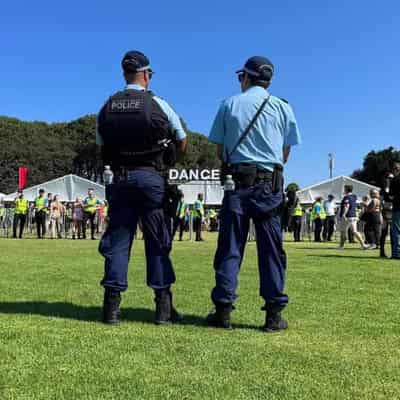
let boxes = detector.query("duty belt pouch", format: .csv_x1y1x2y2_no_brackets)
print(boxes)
233,164,257,187
272,164,284,194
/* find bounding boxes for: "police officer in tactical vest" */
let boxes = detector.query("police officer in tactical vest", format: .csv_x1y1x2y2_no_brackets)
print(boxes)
97,50,187,325
207,56,301,331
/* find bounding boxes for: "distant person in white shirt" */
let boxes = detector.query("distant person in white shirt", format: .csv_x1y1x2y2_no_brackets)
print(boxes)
323,194,336,241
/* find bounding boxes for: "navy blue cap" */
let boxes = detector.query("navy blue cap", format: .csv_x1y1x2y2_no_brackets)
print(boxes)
121,51,152,73
236,56,274,80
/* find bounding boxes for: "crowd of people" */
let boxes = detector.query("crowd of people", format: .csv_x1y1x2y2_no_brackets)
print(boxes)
0,189,220,241
285,163,400,259
1,188,108,240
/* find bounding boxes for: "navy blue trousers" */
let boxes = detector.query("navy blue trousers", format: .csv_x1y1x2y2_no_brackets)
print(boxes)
99,170,176,292
211,183,288,312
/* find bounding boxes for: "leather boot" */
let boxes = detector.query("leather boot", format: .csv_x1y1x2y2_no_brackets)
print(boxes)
154,289,172,325
262,310,288,333
102,288,121,324
206,302,232,329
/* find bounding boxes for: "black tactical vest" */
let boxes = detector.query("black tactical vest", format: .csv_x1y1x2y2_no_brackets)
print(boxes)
97,89,171,170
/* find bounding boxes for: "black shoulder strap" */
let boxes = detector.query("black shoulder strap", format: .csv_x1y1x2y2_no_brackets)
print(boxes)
226,95,271,162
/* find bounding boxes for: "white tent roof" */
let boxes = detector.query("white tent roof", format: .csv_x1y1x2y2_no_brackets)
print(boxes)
178,180,223,205
5,174,105,202
297,176,379,204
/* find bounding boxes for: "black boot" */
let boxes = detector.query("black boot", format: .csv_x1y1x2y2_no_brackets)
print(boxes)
206,302,232,329
102,289,121,324
154,289,172,325
262,310,288,333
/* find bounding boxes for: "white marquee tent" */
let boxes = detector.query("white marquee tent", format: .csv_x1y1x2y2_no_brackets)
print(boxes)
4,174,105,202
178,180,223,205
297,176,379,204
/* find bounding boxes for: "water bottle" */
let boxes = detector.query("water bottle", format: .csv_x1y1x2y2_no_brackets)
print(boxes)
224,175,235,192
103,165,114,185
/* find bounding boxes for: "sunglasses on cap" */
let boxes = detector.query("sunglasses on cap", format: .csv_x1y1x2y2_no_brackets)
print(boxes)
139,66,153,80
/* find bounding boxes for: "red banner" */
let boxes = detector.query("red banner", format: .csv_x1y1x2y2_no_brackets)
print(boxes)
18,167,28,190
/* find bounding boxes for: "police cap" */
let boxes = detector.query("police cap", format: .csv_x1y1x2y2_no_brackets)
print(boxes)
236,56,274,81
121,50,153,74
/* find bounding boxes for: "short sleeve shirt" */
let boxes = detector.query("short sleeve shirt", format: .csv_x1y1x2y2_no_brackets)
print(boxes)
340,194,357,218
208,86,301,171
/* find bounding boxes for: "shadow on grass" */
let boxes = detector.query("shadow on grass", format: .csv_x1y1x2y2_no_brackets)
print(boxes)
307,254,383,260
0,301,262,330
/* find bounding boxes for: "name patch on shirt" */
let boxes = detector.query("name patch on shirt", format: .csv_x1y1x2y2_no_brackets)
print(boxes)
109,99,143,113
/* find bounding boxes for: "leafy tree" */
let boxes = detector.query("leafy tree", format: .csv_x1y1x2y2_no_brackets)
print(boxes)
0,114,219,193
352,147,400,187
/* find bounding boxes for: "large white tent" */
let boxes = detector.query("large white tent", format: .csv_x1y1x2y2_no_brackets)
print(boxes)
178,180,223,205
297,176,379,204
4,174,105,202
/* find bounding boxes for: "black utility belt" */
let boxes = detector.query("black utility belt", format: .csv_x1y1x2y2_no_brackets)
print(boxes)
221,163,283,193
113,166,165,183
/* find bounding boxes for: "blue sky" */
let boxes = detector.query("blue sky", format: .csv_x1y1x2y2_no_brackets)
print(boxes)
1,1,399,187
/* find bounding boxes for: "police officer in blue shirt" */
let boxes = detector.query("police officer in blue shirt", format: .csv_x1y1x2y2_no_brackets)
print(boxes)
207,56,301,332
97,50,187,325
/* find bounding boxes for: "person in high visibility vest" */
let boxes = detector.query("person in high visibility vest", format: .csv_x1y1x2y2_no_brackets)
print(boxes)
322,194,336,241
208,208,219,232
35,188,49,239
193,193,204,241
172,191,186,241
291,198,303,242
13,189,29,239
83,188,100,240
311,196,326,242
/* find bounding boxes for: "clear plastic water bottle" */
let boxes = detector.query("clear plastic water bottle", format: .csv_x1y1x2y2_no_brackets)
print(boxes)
224,175,235,192
103,165,114,185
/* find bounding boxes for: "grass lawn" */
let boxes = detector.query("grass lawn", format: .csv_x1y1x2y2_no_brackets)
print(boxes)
0,234,399,399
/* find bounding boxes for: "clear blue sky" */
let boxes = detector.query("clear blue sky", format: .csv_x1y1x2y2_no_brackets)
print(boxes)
1,1,399,187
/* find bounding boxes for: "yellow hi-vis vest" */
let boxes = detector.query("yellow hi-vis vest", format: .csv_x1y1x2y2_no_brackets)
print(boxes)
0,207,5,217
15,198,29,215
176,201,186,219
311,202,326,220
35,196,47,212
209,209,217,219
193,200,204,218
84,197,98,214
292,203,303,217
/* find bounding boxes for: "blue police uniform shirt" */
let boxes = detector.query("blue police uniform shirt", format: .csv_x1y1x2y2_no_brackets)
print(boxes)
340,194,357,218
209,86,301,172
96,83,186,145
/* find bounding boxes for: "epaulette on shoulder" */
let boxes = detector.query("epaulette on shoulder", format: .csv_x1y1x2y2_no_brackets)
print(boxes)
147,90,156,98
279,97,289,104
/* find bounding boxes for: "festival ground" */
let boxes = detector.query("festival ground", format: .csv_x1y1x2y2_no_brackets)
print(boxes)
0,234,399,399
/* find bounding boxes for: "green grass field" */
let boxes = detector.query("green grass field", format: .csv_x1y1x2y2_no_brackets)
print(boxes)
1,235,399,399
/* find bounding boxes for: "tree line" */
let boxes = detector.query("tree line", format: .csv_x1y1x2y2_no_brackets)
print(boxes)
0,114,397,194
0,115,221,193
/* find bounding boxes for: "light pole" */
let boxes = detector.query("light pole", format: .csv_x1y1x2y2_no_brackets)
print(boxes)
328,153,334,179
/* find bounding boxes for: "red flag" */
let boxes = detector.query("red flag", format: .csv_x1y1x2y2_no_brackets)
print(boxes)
19,167,28,190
